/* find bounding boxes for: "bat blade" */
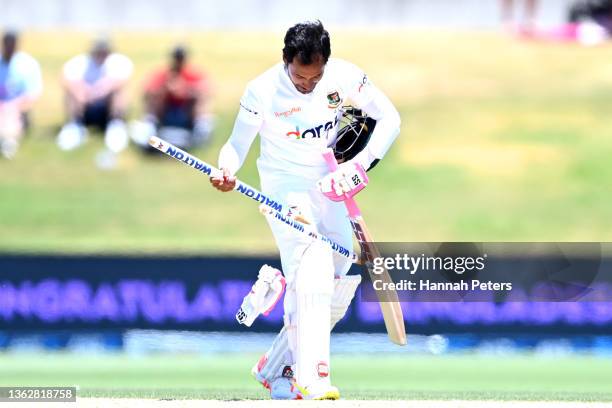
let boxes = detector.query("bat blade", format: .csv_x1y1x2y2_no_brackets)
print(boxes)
321,147,405,345
351,217,407,346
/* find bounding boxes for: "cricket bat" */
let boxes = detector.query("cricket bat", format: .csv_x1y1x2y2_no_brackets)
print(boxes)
322,149,407,346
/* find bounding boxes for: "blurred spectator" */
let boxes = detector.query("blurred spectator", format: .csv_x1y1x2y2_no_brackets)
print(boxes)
520,0,612,45
0,30,42,159
131,45,213,152
56,37,132,165
500,0,538,33
565,0,612,44
569,0,612,24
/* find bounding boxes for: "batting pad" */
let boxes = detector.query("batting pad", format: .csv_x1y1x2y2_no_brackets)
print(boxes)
253,274,362,382
331,274,362,326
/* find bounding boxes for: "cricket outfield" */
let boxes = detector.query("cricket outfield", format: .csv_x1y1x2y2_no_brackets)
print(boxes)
2,29,612,407
0,353,611,404
1,31,612,253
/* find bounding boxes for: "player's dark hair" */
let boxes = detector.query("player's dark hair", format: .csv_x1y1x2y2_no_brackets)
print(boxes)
283,20,331,65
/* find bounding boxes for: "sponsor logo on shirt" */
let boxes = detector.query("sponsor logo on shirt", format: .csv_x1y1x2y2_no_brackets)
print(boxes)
327,90,341,108
285,116,339,140
275,106,301,118
358,74,368,93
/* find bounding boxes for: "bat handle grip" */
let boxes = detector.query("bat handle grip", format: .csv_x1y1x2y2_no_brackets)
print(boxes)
322,149,339,171
322,149,361,218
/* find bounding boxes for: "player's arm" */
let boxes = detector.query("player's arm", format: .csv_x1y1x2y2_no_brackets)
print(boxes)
89,55,133,100
318,64,401,201
11,56,42,112
210,85,263,192
193,73,212,118
210,119,259,191
143,70,166,119
347,76,401,172
61,56,89,105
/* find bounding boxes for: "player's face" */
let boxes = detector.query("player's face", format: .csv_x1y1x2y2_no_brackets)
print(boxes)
171,55,185,73
286,57,325,94
92,50,109,65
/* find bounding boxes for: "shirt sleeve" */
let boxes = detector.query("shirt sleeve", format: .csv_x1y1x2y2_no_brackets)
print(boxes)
217,84,263,174
350,84,401,170
22,54,43,99
62,55,86,82
237,82,264,126
106,54,133,81
197,71,211,94
340,60,376,109
144,69,166,93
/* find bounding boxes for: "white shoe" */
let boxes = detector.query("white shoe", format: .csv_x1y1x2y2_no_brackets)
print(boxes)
269,376,303,400
252,357,302,400
105,119,129,153
296,379,340,400
129,118,156,147
0,139,18,159
57,122,87,151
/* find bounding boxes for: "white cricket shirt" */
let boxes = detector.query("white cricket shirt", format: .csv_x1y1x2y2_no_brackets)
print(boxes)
220,58,400,181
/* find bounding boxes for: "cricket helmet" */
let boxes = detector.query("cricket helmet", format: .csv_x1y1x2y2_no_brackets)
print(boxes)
333,106,378,170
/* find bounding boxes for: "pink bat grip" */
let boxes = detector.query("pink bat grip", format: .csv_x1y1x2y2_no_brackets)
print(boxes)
322,149,362,218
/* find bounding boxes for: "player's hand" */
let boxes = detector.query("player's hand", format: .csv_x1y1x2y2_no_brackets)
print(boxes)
210,168,236,192
317,161,369,202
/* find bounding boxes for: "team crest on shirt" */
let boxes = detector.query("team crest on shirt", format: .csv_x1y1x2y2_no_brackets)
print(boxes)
327,90,341,108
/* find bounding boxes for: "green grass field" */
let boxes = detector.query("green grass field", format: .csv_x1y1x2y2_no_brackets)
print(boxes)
2,31,612,253
2,31,611,406
0,353,610,401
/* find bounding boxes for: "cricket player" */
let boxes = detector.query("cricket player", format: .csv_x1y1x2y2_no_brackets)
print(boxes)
210,20,400,400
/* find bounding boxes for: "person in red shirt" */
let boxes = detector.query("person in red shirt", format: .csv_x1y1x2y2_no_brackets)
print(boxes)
131,45,213,151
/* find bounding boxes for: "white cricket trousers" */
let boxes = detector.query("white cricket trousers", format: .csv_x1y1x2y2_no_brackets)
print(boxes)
259,164,353,388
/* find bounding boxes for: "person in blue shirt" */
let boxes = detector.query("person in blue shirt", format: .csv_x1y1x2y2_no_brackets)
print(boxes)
0,30,42,159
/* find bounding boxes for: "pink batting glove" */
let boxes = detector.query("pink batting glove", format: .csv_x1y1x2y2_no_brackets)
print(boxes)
317,161,369,202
